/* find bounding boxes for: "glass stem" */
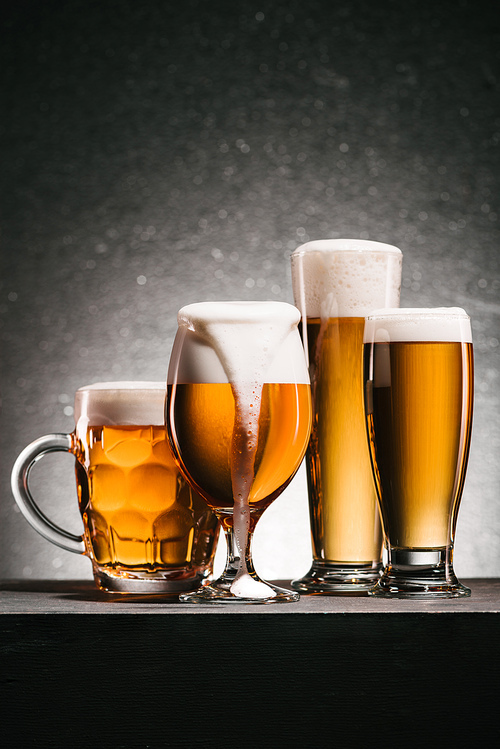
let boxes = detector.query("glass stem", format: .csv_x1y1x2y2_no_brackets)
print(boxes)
221,522,256,581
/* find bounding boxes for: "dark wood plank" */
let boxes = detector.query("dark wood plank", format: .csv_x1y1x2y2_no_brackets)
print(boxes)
1,580,499,748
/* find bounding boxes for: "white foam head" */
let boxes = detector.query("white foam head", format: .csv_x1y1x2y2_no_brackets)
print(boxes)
74,382,166,426
168,301,309,384
291,238,402,318
363,307,472,343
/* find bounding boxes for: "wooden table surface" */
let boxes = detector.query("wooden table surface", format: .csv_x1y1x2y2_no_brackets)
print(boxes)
2,576,500,613
2,578,499,748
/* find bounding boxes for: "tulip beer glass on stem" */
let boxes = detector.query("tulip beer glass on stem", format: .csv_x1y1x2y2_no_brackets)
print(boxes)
363,308,473,598
11,382,219,593
167,301,312,604
291,239,403,594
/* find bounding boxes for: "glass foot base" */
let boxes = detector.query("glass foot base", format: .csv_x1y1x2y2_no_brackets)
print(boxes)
292,560,382,595
369,549,471,599
179,574,299,604
93,568,206,595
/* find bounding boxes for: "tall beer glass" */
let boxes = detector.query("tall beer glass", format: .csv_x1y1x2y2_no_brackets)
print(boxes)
11,382,219,593
167,301,312,604
363,308,473,598
291,239,402,593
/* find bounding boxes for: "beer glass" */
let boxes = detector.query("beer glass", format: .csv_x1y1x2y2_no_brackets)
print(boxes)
291,239,403,593
363,308,473,598
11,382,219,593
167,301,312,604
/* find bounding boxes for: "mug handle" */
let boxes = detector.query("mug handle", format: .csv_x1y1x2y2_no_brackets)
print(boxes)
11,433,86,554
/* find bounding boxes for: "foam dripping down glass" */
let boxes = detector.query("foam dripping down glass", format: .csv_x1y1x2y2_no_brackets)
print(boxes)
166,301,312,604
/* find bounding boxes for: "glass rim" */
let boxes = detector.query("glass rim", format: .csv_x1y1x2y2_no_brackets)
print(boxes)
292,238,402,257
365,306,470,321
76,381,166,393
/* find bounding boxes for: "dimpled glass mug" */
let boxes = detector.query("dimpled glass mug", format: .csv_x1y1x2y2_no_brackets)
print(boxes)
11,382,219,593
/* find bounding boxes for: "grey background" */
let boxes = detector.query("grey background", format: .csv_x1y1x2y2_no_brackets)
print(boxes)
1,0,499,582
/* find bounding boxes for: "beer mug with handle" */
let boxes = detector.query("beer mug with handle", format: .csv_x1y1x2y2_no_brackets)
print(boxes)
11,381,219,593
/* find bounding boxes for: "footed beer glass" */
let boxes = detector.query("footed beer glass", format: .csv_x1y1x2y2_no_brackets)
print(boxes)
167,301,312,604
364,308,473,598
291,239,402,593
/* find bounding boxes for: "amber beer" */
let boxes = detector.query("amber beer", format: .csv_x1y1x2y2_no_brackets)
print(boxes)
366,342,473,548
304,317,381,561
364,308,473,598
291,239,403,593
76,425,216,574
168,382,312,518
11,382,219,593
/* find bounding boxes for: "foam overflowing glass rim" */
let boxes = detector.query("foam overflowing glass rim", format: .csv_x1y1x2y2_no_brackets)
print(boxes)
177,300,301,327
